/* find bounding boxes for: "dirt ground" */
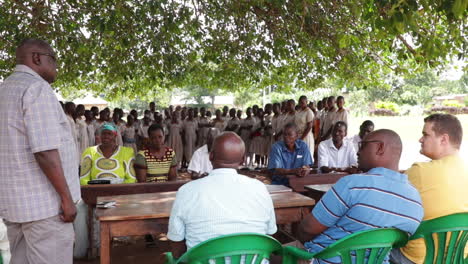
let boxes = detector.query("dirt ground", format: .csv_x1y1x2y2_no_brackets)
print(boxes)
74,235,172,264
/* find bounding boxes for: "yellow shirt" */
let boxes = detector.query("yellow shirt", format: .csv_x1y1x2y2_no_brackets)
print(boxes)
400,154,468,263
80,145,136,185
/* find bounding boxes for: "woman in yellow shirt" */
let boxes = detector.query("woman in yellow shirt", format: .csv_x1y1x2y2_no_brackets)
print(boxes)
80,123,136,185
134,124,177,182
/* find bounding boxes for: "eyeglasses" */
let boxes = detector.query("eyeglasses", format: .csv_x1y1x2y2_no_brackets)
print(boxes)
32,52,57,63
358,140,383,150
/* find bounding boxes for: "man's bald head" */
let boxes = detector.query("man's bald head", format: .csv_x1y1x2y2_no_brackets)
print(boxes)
358,129,402,172
370,129,402,158
209,132,245,169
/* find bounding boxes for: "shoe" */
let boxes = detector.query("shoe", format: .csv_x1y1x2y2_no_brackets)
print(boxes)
145,234,157,248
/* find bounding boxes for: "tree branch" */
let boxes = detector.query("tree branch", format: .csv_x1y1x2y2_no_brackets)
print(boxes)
397,35,417,55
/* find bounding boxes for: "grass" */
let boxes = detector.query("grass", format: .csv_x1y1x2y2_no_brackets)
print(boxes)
348,114,468,143
348,114,468,169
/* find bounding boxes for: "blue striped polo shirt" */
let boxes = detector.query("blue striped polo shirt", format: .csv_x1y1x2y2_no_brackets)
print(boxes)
305,167,424,264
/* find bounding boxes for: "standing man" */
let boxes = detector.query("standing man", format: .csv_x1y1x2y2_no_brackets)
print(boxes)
0,39,80,264
320,96,337,141
149,101,156,121
335,96,348,126
391,114,467,264
225,108,241,133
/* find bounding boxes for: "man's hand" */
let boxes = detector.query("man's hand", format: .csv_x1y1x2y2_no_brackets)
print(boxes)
320,166,332,173
60,198,77,222
34,149,77,223
296,166,310,177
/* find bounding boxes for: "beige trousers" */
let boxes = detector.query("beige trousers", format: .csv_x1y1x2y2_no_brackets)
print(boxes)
5,215,74,264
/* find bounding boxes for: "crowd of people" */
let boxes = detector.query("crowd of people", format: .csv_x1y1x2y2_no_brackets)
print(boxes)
63,93,364,184
1,39,466,264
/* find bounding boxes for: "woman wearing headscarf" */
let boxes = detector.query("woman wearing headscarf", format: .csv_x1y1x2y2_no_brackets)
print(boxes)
79,123,136,185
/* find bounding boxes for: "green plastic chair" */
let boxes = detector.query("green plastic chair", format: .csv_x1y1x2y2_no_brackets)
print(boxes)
409,213,468,264
164,233,283,264
282,228,409,264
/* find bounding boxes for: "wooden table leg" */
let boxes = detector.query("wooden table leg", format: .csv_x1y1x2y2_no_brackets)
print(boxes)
87,205,95,259
100,222,111,264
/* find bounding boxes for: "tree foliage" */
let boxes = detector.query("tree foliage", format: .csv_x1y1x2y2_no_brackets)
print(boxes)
0,0,466,99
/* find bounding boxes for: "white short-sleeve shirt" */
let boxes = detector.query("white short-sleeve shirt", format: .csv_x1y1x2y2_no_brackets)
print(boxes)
317,138,357,170
350,134,361,154
187,145,213,174
167,168,277,249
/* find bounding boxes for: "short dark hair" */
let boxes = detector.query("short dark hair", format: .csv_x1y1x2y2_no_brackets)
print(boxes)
148,124,164,135
424,114,462,148
337,96,344,101
284,122,297,132
333,121,348,132
361,120,374,129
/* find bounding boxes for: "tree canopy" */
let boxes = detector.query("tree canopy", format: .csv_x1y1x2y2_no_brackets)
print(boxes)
0,0,466,99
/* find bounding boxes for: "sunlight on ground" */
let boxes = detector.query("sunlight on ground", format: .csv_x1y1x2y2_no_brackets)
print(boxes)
349,114,468,170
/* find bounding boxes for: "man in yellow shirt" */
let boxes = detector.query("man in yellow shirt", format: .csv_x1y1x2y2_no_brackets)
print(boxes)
391,113,467,264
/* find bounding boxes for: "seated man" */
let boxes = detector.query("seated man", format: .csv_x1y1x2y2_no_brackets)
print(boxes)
297,129,423,264
268,123,313,186
167,132,277,250
187,128,220,179
392,114,467,264
317,121,357,173
349,120,374,153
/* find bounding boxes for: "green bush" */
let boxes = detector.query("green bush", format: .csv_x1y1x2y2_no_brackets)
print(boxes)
442,100,463,108
375,101,400,113
464,97,468,107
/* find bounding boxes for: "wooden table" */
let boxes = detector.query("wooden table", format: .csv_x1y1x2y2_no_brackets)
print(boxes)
305,184,333,193
265,184,292,193
288,172,348,192
96,191,315,264
238,169,269,179
81,181,189,257
304,184,333,201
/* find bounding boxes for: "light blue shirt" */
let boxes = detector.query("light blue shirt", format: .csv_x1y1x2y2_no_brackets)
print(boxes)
268,140,313,185
305,167,423,264
167,168,277,249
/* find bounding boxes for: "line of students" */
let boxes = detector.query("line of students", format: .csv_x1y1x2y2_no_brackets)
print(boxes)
65,94,350,172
